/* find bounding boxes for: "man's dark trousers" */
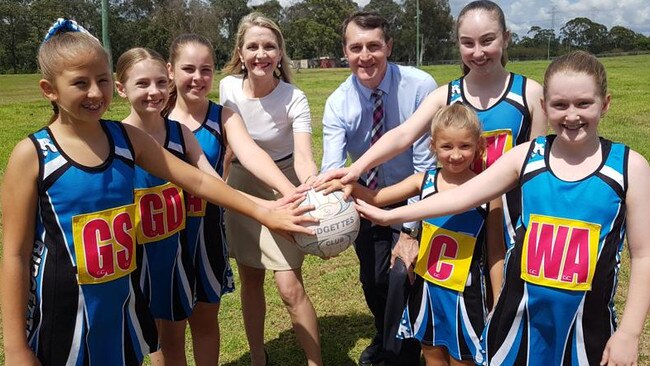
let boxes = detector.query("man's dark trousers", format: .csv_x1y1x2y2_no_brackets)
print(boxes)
355,218,421,365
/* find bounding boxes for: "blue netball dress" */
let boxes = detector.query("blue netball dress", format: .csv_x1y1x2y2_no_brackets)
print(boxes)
133,118,193,321
448,73,532,247
27,121,157,366
184,101,234,303
397,168,488,364
485,136,628,366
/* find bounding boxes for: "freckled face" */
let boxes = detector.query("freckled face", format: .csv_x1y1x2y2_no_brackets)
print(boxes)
49,51,113,124
544,71,609,144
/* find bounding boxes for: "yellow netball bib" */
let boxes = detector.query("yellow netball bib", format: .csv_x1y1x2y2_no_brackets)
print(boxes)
185,192,207,217
414,221,477,292
72,203,137,285
134,182,186,244
521,214,601,291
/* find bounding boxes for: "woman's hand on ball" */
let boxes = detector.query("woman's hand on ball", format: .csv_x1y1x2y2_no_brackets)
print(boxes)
274,191,307,209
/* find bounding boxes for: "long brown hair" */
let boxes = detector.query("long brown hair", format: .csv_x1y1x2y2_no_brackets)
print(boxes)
162,34,215,117
456,0,509,75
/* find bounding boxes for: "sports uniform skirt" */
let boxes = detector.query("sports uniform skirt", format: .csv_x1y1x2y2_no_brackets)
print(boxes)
185,192,235,304
136,235,194,321
225,156,305,270
397,274,487,364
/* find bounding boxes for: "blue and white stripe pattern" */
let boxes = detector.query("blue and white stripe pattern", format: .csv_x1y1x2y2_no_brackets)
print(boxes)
43,18,93,42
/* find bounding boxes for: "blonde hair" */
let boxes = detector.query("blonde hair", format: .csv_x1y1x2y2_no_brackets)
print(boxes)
543,50,607,99
38,31,109,123
430,103,483,157
115,47,167,85
222,12,292,84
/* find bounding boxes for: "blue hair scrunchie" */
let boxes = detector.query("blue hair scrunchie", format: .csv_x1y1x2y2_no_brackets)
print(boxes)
43,18,91,43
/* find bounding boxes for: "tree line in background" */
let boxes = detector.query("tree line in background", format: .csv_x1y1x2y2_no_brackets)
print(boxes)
1,0,649,74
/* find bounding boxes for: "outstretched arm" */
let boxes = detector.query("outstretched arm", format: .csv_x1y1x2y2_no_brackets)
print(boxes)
317,86,447,185
293,132,318,184
356,173,423,207
355,143,527,225
181,125,297,209
1,139,41,365
600,151,650,366
127,125,316,236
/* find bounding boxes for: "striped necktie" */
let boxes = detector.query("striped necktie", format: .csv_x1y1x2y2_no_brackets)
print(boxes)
367,90,384,190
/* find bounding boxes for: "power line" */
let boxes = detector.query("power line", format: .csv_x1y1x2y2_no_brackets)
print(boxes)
547,5,557,60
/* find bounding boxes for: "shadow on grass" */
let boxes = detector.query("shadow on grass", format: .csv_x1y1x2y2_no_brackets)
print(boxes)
222,313,375,366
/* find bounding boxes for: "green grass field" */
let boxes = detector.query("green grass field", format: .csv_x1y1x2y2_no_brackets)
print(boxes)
0,54,649,365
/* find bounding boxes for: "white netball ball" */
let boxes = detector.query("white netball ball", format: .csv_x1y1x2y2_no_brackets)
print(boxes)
293,189,360,258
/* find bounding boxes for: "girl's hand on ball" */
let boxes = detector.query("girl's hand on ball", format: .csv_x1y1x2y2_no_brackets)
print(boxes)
264,202,318,241
354,199,391,226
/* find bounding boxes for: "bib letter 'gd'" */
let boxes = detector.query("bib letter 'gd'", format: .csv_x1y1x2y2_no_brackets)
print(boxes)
134,182,186,244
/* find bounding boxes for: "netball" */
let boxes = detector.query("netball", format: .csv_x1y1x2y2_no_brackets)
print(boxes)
293,189,360,258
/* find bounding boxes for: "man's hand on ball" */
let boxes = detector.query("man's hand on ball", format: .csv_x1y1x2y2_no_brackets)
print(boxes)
314,178,353,199
313,165,362,186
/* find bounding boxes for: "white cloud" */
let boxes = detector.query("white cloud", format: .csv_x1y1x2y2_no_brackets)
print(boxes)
264,0,649,36
449,0,650,36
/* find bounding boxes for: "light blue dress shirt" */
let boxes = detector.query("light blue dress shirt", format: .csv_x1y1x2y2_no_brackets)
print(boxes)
321,63,437,187
321,63,437,228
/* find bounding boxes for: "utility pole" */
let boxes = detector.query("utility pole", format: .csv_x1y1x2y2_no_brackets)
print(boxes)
416,0,421,66
547,6,557,60
101,0,113,71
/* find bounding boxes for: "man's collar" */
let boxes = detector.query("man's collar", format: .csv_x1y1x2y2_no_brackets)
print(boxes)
354,63,393,100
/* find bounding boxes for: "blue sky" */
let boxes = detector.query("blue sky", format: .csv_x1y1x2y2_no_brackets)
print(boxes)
266,0,650,36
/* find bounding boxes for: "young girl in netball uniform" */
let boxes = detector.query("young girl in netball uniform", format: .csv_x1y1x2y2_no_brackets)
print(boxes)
164,33,306,365
356,51,650,366
0,19,315,366
323,104,504,365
